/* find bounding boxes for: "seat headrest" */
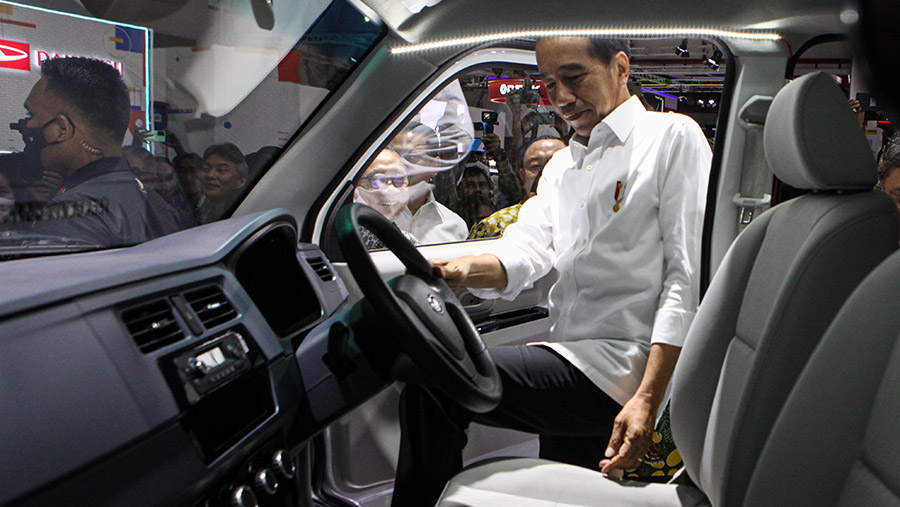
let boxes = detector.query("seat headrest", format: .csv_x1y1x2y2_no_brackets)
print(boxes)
764,72,876,190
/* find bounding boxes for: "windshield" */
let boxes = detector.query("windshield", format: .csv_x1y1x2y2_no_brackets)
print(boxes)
0,0,382,257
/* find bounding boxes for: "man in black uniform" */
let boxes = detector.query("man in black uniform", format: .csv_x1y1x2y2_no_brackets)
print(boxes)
13,56,178,247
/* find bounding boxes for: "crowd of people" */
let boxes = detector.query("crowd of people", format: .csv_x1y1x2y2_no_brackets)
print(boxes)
0,56,280,249
354,120,569,248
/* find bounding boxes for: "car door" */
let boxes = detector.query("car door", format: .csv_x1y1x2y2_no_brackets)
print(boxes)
303,37,753,506
308,48,551,506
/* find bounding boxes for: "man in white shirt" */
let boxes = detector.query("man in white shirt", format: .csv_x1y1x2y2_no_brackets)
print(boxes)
391,37,711,506
392,122,469,244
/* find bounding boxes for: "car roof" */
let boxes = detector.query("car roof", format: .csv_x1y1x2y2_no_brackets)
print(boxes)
362,0,847,54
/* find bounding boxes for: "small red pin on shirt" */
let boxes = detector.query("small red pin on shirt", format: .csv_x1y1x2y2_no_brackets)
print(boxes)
613,181,625,212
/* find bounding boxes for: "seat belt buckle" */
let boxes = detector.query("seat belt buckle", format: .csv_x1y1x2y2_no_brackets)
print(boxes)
733,193,771,225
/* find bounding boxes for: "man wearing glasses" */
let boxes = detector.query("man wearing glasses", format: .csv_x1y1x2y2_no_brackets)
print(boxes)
354,148,418,249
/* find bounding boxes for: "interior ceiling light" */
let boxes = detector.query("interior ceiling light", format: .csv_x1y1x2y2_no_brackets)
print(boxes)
675,38,690,57
391,28,781,55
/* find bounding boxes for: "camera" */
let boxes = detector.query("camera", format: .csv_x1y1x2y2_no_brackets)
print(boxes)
481,111,499,135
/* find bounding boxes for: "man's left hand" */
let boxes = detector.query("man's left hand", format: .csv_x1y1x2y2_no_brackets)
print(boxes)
599,393,656,477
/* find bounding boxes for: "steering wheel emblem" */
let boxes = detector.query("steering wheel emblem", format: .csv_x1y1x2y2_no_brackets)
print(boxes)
426,294,444,314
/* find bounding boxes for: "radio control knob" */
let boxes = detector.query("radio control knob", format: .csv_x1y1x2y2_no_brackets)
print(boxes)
230,485,258,507
252,468,278,495
224,342,244,359
271,450,295,479
185,357,207,377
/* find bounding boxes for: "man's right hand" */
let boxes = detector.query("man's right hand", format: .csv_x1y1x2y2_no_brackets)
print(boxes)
430,258,469,290
429,254,508,291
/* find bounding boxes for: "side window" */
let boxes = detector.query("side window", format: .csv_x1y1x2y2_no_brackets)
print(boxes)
352,64,566,248
350,39,726,249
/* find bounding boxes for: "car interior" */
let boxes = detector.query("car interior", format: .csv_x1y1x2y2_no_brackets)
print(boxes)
0,0,898,506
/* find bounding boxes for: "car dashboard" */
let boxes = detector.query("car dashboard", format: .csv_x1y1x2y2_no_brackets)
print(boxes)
0,209,380,507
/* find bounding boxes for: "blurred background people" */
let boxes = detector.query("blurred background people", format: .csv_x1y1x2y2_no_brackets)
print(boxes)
455,194,494,230
155,155,197,229
469,136,565,239
198,143,248,223
0,170,15,227
245,146,281,182
456,163,494,205
122,145,159,187
877,134,900,214
173,152,204,211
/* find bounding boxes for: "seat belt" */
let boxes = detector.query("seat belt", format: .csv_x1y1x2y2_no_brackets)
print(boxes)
734,95,774,231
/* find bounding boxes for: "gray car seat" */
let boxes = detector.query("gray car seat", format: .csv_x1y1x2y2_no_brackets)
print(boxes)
435,72,899,506
742,250,900,506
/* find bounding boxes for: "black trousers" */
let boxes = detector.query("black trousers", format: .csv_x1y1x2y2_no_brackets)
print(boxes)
391,344,623,507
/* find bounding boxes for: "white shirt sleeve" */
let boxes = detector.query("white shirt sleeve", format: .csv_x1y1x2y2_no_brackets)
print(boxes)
469,152,567,301
651,119,712,347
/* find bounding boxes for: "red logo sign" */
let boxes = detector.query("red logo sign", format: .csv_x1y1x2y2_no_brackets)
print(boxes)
0,39,31,71
488,78,552,106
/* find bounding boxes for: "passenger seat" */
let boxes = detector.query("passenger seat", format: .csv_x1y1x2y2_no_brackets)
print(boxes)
434,72,899,507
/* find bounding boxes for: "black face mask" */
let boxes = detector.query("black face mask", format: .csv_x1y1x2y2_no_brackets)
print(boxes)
11,117,64,179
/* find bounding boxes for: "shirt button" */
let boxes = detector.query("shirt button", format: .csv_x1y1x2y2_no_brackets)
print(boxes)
579,201,585,208
580,239,586,247
586,164,593,171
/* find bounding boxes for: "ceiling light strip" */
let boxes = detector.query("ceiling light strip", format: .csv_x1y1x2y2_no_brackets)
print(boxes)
392,28,781,55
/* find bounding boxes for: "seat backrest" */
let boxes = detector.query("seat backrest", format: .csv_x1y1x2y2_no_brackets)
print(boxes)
741,248,900,506
670,71,899,507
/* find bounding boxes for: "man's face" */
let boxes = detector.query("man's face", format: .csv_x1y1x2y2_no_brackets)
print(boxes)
460,173,491,200
175,159,202,197
536,38,629,137
357,149,408,219
23,78,65,170
520,138,566,194
200,153,246,199
23,78,54,132
883,166,900,215
154,160,179,201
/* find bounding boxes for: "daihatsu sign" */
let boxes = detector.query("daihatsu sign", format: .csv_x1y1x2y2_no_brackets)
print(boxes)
34,50,122,73
0,39,30,71
0,1,148,151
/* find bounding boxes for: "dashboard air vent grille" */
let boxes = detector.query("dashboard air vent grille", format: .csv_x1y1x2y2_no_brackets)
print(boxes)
122,299,184,353
185,286,237,329
307,257,334,282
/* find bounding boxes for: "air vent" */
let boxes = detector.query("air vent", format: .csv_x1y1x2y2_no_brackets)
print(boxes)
185,286,237,329
307,256,334,282
122,299,185,353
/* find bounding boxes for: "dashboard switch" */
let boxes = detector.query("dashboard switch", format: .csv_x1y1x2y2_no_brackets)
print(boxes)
252,468,278,495
271,449,295,479
230,485,258,507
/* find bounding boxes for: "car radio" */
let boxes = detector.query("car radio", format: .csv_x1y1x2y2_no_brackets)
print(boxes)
173,330,252,404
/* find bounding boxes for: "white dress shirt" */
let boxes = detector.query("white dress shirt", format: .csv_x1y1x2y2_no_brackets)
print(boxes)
473,96,711,406
396,189,468,244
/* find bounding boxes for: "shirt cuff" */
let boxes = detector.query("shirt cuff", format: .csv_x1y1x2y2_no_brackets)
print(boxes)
650,308,695,347
468,246,537,301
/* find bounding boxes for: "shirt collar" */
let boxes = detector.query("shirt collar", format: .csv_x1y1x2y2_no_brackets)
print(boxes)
57,157,130,194
569,96,643,167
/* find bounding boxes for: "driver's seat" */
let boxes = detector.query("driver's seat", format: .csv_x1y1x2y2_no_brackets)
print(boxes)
435,73,899,506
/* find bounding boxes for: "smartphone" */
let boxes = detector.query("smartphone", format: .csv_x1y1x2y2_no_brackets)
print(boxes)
856,92,877,112
145,130,167,143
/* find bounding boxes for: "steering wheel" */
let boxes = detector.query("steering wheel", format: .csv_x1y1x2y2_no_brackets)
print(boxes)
335,203,502,413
